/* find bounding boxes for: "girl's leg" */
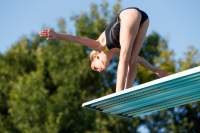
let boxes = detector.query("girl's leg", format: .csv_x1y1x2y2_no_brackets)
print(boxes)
124,60,137,89
116,9,141,92
124,19,149,89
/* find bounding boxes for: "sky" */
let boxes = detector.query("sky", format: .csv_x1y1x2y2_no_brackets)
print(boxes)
1,0,200,60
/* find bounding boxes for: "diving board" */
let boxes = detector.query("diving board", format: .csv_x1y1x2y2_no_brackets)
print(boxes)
82,66,200,119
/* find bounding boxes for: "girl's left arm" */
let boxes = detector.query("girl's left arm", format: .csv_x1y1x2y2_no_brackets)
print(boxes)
137,56,157,72
137,56,169,77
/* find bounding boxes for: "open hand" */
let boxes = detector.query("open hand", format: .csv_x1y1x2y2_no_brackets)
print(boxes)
39,29,57,40
155,68,169,78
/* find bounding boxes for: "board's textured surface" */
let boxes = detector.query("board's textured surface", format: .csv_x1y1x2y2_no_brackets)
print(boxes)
82,66,200,119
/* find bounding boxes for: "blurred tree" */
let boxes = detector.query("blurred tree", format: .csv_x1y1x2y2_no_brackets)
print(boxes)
0,38,38,133
178,46,200,71
1,0,200,133
1,1,133,133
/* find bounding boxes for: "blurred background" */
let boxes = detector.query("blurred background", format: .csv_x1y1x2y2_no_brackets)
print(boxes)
0,0,200,132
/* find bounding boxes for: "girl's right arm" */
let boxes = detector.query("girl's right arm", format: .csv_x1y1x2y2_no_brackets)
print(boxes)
39,29,102,51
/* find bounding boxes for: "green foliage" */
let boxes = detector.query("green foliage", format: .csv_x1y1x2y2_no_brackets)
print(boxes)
178,46,200,71
0,0,200,132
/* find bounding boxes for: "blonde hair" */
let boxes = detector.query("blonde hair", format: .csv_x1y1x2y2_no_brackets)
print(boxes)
89,50,100,67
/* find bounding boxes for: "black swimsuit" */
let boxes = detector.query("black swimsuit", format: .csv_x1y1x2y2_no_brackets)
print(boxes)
105,7,148,50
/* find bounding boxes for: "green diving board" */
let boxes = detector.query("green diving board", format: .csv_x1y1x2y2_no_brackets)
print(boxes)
82,66,200,119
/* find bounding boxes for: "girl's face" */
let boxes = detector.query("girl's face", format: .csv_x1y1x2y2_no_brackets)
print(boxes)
91,55,109,72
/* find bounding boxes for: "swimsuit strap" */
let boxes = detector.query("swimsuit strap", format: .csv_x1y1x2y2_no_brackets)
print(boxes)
103,46,109,52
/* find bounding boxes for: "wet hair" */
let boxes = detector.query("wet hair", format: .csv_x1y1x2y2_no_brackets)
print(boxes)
89,50,100,68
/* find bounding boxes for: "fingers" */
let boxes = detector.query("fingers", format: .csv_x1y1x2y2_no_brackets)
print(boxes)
156,69,169,78
39,29,53,40
160,71,168,77
39,30,49,36
39,30,46,36
162,70,169,76
39,29,56,40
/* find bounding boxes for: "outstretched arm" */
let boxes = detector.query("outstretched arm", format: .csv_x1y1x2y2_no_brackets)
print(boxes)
137,56,168,77
39,29,102,51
